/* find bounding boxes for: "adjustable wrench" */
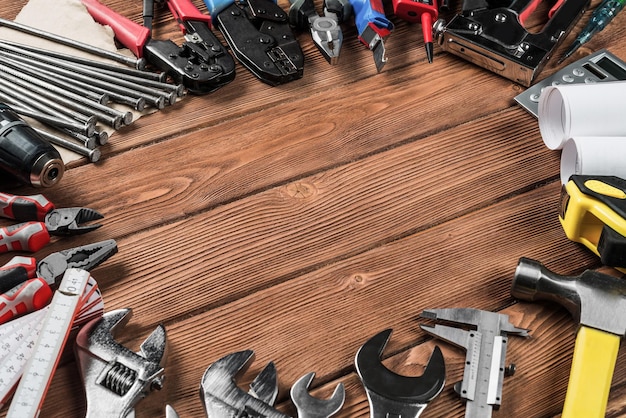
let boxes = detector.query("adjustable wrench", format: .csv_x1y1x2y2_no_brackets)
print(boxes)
201,350,344,418
74,308,168,417
355,328,446,417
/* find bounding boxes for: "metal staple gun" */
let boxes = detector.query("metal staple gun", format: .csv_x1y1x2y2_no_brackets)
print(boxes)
432,0,588,86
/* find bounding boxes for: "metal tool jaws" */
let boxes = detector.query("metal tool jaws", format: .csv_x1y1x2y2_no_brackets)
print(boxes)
44,207,104,236
75,308,168,418
201,350,291,418
419,308,529,417
36,239,118,286
355,329,446,417
420,308,529,337
290,372,345,418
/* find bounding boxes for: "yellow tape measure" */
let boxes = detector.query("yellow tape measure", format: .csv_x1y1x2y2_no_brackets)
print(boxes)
560,175,626,271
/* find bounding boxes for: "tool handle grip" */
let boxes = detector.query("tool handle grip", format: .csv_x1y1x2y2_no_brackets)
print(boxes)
0,256,37,294
202,0,236,20
0,193,54,222
0,278,53,325
0,222,51,253
81,0,151,58
561,326,619,418
167,0,213,34
350,0,393,38
288,0,317,28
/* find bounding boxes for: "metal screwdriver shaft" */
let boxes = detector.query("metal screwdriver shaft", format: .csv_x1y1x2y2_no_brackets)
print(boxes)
559,0,625,63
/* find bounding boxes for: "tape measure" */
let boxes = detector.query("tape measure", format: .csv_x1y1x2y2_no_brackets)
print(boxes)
0,268,102,417
559,175,626,272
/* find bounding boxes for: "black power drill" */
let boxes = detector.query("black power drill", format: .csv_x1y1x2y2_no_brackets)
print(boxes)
0,104,64,188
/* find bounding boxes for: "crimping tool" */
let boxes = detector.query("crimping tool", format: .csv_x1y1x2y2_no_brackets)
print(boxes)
432,0,588,86
81,0,236,94
203,0,305,86
559,175,626,271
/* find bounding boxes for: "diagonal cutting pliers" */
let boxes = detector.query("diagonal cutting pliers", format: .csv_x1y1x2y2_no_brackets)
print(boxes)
0,193,104,253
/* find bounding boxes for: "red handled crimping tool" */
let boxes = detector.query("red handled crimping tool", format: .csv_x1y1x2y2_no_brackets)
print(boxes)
0,192,103,253
81,0,236,94
432,0,588,85
203,0,305,86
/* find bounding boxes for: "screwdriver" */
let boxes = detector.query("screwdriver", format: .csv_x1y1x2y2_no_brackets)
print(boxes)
559,0,625,63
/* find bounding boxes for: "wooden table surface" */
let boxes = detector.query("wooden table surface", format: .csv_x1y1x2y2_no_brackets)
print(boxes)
1,0,626,416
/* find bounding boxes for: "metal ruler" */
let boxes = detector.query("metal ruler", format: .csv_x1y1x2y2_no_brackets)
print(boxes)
5,268,93,417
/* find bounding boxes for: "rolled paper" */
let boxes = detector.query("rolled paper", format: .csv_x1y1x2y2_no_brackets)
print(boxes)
538,81,626,150
560,137,626,184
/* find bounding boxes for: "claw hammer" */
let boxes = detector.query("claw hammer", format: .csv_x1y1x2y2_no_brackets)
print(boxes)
511,257,626,418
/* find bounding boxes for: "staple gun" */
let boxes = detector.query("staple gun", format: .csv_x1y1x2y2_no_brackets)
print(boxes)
560,175,626,272
433,0,588,86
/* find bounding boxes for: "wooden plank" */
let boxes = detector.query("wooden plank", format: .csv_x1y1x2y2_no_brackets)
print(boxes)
15,109,561,323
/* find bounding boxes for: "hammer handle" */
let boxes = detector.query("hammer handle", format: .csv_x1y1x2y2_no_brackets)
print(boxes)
562,326,620,418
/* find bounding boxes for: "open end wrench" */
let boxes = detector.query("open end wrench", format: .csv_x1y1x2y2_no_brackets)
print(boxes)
355,329,446,417
290,372,345,418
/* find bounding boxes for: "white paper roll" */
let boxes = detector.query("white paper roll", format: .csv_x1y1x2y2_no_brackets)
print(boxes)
560,137,626,184
538,81,626,150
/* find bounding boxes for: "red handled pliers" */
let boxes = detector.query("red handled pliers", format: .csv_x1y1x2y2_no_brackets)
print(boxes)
0,193,103,253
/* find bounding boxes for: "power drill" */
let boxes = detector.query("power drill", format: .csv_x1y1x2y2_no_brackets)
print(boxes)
0,104,64,188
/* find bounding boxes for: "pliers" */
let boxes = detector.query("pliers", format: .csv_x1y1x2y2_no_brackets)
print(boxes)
0,239,117,323
0,192,103,253
288,0,343,64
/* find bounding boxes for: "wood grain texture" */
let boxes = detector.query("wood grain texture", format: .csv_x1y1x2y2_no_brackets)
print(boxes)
1,0,626,417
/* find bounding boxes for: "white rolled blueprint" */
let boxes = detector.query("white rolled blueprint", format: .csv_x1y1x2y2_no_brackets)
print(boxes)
560,137,626,184
538,81,626,150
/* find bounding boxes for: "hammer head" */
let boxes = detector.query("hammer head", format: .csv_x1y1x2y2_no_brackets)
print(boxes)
511,257,626,336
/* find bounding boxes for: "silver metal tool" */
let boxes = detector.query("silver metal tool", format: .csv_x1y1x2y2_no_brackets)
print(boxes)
514,49,626,117
419,308,529,418
74,308,168,418
290,372,345,418
355,329,446,418
201,350,289,418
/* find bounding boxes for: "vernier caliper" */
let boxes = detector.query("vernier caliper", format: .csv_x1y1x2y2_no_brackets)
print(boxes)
419,308,529,417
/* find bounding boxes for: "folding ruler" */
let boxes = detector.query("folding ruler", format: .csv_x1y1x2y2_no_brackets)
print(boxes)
0,268,103,416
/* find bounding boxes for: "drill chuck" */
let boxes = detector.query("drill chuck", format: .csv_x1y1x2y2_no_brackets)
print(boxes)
0,104,64,187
